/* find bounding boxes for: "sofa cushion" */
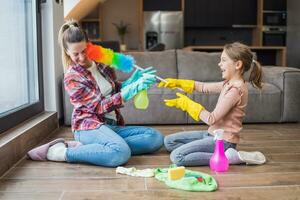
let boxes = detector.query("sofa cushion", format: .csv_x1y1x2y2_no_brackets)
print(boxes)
116,50,178,81
63,83,187,125
245,82,281,122
188,82,281,124
262,66,300,122
120,85,187,124
177,50,223,82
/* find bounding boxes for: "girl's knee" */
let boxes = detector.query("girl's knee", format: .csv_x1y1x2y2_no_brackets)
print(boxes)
170,150,185,166
164,135,175,152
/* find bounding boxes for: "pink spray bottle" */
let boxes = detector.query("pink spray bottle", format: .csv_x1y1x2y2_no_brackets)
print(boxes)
209,129,229,172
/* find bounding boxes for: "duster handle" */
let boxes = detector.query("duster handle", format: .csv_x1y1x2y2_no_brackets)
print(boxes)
133,65,184,92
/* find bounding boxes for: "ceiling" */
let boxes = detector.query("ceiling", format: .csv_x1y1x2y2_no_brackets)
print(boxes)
64,0,106,21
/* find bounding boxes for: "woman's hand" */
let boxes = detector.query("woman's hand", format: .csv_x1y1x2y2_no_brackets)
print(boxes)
122,66,157,89
121,74,156,102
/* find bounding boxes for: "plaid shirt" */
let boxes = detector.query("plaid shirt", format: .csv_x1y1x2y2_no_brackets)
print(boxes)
64,63,125,132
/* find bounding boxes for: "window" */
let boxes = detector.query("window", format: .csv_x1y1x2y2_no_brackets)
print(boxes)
0,0,44,133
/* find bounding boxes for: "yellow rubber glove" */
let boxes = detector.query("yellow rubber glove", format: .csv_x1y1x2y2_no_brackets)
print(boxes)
164,93,205,121
158,78,195,94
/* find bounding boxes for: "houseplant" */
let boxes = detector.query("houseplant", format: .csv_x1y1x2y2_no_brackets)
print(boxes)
112,20,130,51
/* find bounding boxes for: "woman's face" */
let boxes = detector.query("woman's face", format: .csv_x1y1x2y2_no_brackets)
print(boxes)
218,50,239,81
66,41,89,67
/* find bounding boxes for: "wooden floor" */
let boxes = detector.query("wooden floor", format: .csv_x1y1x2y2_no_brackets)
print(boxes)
1,123,300,200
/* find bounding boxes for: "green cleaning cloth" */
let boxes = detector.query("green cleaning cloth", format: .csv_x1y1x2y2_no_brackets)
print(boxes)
154,167,218,192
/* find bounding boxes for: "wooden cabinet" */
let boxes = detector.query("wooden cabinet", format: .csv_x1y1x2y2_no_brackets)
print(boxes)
208,0,232,27
185,0,232,27
232,0,257,26
143,0,181,11
259,0,287,46
184,0,256,28
184,0,209,27
140,0,286,49
183,0,288,46
263,0,286,11
184,0,257,46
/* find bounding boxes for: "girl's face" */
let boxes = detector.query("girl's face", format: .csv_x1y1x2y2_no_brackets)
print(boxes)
66,41,89,67
218,50,241,81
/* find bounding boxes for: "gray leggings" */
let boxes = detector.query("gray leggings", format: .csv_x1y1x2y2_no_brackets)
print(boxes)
164,130,236,166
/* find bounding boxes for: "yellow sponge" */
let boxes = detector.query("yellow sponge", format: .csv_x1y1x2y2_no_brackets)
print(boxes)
168,166,185,180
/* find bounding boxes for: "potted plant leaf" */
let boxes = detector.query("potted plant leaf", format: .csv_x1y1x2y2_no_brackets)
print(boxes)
112,20,130,51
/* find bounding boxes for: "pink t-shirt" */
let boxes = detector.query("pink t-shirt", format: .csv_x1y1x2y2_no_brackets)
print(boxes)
199,81,248,144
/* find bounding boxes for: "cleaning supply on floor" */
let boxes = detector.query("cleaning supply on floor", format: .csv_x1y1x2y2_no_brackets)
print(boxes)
168,166,185,180
116,166,154,177
238,150,266,165
116,165,217,192
155,166,218,192
210,129,229,172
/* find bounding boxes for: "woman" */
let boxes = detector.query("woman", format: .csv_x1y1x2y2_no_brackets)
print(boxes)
27,20,163,167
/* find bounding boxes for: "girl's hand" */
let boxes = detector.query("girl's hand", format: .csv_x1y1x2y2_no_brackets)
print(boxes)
164,93,204,121
158,78,195,94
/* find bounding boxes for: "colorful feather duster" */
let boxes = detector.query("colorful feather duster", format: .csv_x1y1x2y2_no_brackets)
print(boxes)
86,42,174,86
86,42,134,73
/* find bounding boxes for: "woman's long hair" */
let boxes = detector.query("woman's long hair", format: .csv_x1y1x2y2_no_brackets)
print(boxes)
58,20,88,71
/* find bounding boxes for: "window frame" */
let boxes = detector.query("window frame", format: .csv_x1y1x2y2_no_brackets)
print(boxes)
0,1,44,134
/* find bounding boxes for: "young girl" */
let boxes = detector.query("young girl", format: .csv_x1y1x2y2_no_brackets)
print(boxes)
27,20,163,167
158,42,263,166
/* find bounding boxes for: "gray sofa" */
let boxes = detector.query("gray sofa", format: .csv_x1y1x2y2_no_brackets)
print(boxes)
63,50,300,125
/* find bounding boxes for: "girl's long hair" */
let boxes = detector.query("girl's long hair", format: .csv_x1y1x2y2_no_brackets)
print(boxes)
224,42,263,89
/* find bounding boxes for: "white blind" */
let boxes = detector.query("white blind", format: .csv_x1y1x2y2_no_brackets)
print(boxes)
0,0,39,115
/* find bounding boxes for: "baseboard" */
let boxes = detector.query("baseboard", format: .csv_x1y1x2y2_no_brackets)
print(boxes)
0,112,58,176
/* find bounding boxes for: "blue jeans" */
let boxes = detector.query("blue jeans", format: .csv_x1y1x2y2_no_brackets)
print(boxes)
66,125,164,167
164,130,236,166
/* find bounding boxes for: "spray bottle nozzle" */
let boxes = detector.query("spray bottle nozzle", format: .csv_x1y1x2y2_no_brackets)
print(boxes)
213,129,224,140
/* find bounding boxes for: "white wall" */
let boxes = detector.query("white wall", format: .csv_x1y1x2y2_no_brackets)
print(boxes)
41,0,65,119
287,0,300,68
